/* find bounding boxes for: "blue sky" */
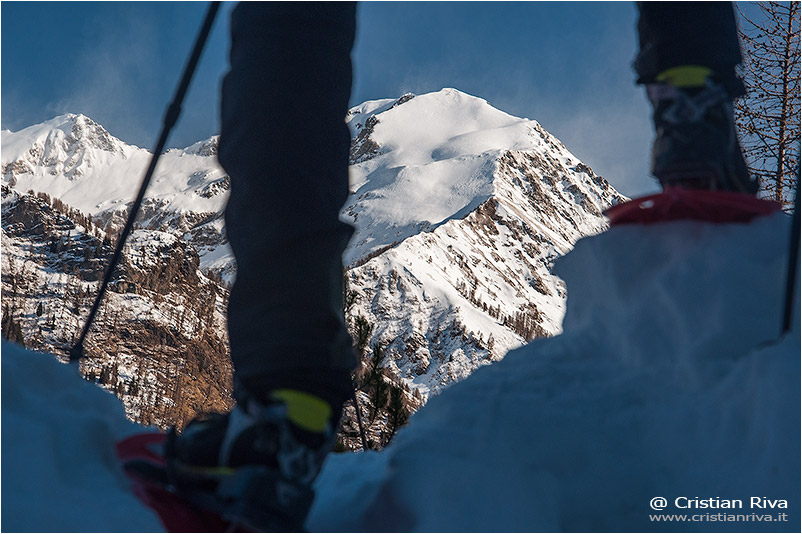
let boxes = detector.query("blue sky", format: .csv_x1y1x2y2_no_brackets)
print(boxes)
3,2,671,196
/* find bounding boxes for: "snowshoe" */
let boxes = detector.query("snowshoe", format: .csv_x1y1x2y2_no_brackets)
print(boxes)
118,391,337,532
606,187,780,226
117,432,247,532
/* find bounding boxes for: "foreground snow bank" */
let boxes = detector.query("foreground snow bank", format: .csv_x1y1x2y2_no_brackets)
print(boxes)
1,344,163,532
310,211,800,532
1,209,797,533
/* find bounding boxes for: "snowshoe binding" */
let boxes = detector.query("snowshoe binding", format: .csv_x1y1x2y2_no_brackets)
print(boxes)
120,390,337,532
647,69,759,195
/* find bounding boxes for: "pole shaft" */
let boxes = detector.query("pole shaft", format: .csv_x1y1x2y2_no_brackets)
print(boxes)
70,2,221,362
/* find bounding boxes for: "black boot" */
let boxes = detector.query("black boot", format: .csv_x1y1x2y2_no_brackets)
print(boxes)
165,390,338,531
648,74,758,195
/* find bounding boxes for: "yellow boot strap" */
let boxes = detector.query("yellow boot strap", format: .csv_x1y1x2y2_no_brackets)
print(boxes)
656,65,713,88
271,389,332,433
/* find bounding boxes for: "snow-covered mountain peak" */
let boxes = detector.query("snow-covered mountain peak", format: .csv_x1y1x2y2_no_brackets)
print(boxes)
61,113,121,150
340,89,626,399
1,113,228,220
182,135,219,157
1,112,140,190
2,113,128,162
349,88,531,166
342,88,621,267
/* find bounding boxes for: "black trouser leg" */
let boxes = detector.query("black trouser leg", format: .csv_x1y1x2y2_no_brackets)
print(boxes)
634,1,744,97
218,2,357,409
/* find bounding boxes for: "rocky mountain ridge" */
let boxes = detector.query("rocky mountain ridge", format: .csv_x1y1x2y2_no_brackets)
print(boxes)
1,89,626,447
341,90,625,406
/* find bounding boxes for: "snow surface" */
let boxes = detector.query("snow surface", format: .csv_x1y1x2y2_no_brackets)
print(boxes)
1,345,163,532
309,210,801,532
2,208,798,532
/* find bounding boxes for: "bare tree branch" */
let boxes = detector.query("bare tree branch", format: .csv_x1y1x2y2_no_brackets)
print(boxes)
736,1,801,209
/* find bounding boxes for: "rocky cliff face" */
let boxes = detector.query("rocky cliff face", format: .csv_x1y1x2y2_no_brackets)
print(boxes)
1,186,233,429
1,90,625,447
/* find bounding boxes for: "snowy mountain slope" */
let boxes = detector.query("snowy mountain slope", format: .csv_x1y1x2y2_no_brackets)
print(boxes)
2,114,232,278
343,89,626,398
3,208,797,533
309,209,800,532
1,114,227,215
343,88,618,265
1,186,234,429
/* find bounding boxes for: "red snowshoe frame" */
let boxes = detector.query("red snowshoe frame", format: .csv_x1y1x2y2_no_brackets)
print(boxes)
606,187,781,226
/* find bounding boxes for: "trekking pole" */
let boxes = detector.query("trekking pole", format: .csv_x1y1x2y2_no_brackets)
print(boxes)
70,1,221,362
781,168,801,336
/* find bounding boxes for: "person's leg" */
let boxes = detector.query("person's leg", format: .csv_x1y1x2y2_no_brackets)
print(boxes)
167,3,357,530
634,1,744,96
634,2,757,193
220,1,357,413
